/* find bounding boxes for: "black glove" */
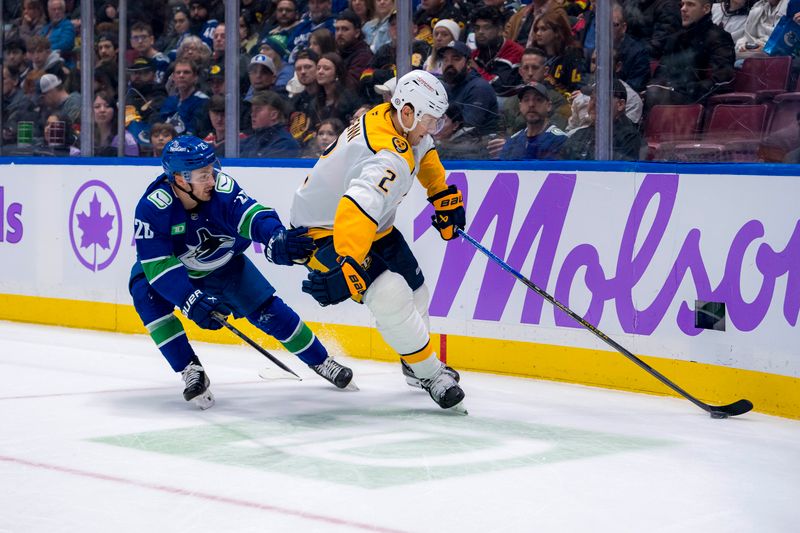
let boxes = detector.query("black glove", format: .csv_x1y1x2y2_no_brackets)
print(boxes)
428,185,466,240
266,226,316,266
302,256,371,306
181,289,231,330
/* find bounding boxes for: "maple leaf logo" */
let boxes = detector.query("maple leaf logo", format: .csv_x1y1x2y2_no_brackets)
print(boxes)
76,193,114,249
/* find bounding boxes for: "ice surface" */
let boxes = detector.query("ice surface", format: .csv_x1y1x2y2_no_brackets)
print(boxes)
0,321,797,533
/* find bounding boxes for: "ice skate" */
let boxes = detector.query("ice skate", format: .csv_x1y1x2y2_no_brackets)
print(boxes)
181,356,214,409
401,359,460,389
420,365,467,414
310,357,358,391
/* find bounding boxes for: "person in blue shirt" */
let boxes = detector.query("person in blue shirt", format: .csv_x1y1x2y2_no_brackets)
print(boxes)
498,81,568,160
158,59,209,136
129,136,354,409
240,90,300,157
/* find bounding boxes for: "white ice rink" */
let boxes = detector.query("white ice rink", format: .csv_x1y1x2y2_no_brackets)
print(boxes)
0,320,798,533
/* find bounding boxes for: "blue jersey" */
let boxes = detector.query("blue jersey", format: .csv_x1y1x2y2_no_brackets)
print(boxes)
132,171,283,308
500,124,568,160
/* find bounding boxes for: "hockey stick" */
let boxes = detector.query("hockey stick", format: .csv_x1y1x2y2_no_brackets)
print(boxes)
212,313,302,380
456,228,753,418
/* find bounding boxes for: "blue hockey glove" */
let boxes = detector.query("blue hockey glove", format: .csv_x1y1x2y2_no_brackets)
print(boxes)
181,289,231,330
302,256,371,306
266,226,316,266
428,185,466,241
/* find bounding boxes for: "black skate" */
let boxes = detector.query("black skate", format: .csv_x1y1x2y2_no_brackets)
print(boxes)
181,356,214,409
401,359,460,389
420,366,467,414
310,357,358,391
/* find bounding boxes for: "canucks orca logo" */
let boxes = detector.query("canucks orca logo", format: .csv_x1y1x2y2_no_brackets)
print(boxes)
178,227,236,271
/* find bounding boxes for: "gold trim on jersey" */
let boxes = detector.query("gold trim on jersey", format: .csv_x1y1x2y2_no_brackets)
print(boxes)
334,196,379,263
362,103,416,174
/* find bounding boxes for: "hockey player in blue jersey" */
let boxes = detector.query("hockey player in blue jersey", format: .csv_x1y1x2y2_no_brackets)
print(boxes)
129,136,355,409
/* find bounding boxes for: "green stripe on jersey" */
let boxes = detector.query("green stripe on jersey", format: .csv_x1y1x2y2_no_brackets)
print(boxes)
148,315,186,348
141,256,183,283
282,322,315,354
238,204,272,240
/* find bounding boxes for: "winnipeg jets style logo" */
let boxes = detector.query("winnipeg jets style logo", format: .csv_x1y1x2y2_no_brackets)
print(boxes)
178,227,236,271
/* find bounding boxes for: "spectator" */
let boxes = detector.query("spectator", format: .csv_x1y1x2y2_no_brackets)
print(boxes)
288,0,336,63
530,9,586,93
130,22,171,85
352,102,373,119
264,0,302,45
28,35,66,82
37,110,79,156
612,2,651,93
159,59,209,136
735,0,787,58
288,48,320,145
4,39,31,90
240,90,300,157
210,23,252,91
92,90,139,156
207,63,225,96
349,0,374,26
239,12,260,55
335,9,374,89
95,33,118,70
2,64,38,145
413,0,466,45
494,81,568,160
93,63,117,94
11,0,48,45
507,0,566,47
621,0,682,60
374,75,395,102
502,47,569,134
148,121,177,157
370,11,431,74
259,36,294,94
188,0,219,50
567,49,643,132
363,0,395,52
40,0,75,61
202,94,229,156
712,0,754,43
304,117,345,157
439,40,499,135
312,52,361,126
160,5,192,60
433,103,487,160
645,0,735,111
37,72,80,125
309,27,337,56
560,79,643,161
423,18,460,75
127,57,168,125
471,6,524,96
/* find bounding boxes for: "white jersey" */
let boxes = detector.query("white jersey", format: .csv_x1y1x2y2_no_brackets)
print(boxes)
290,103,448,261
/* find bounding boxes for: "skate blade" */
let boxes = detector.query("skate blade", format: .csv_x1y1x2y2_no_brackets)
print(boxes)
447,401,468,415
258,367,303,381
405,377,424,389
190,390,215,410
341,380,359,391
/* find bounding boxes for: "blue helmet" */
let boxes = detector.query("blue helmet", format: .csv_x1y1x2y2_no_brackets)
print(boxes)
161,135,218,182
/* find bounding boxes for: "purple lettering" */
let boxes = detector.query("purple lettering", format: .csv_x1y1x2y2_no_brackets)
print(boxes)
424,171,800,335
5,203,22,244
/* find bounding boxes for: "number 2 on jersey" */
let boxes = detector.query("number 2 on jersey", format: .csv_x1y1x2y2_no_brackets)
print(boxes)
378,169,397,193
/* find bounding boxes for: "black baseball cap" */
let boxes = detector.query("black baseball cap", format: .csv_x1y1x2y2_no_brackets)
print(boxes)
517,81,549,100
437,40,471,59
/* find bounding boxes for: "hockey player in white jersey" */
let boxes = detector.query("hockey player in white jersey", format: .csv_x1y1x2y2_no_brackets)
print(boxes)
291,70,467,412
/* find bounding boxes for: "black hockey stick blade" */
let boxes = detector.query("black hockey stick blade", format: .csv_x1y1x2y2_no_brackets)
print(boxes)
212,313,302,380
708,399,754,419
457,228,754,418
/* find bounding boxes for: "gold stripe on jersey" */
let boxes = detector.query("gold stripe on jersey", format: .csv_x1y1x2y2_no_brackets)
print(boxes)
362,103,416,174
333,195,379,263
416,147,448,197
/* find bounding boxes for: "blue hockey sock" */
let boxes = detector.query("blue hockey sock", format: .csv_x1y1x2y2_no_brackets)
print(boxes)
247,296,328,365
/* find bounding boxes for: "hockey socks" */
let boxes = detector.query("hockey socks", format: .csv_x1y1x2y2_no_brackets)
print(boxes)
248,296,328,366
145,313,196,372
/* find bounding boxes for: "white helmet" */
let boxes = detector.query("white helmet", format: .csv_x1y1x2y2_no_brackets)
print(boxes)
391,70,449,133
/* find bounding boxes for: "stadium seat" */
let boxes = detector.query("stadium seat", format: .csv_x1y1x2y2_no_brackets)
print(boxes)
645,104,704,160
707,56,792,106
670,104,770,162
757,92,800,162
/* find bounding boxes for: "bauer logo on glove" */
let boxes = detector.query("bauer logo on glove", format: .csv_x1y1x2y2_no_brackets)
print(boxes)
428,184,466,241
